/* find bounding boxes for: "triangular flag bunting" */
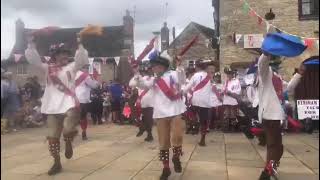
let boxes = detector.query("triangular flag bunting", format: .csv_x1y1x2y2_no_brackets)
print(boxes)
242,1,249,14
249,10,256,17
258,16,263,25
304,39,314,49
266,22,271,33
14,54,23,63
114,57,120,66
44,56,51,62
101,57,107,65
88,57,94,65
235,34,242,43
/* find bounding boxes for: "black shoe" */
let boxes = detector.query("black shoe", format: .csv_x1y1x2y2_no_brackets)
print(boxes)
82,131,88,140
48,157,62,176
259,170,271,180
98,121,103,125
172,157,182,173
144,134,154,142
136,129,145,137
198,135,206,146
160,168,171,180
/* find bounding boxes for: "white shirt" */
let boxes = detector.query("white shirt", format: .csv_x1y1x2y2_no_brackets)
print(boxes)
257,54,285,122
246,85,259,108
136,68,186,119
182,71,213,108
129,75,153,108
25,43,89,114
210,83,222,107
222,78,241,106
75,71,99,104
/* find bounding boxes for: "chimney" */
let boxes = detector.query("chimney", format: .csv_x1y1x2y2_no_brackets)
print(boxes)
172,27,176,40
123,10,134,36
14,18,27,54
160,22,170,52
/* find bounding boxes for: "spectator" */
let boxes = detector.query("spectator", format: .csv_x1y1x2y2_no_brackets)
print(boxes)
109,78,123,124
90,86,104,125
1,71,9,118
3,72,21,131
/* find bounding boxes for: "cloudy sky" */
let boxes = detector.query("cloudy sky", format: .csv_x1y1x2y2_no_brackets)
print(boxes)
1,0,214,59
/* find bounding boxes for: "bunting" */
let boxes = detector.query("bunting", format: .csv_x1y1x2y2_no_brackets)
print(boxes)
14,54,23,63
239,0,319,49
114,57,120,66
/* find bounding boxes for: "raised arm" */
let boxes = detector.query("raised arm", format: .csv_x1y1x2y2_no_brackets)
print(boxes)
137,76,155,89
176,65,186,86
73,44,89,72
286,73,302,95
258,53,272,82
181,74,195,94
85,77,99,89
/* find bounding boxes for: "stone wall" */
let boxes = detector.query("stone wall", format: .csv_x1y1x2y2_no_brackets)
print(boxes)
220,0,319,81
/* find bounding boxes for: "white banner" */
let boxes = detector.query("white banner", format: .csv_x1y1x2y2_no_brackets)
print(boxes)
297,100,319,120
243,34,264,49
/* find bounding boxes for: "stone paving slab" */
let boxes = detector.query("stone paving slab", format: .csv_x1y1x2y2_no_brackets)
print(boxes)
1,125,318,180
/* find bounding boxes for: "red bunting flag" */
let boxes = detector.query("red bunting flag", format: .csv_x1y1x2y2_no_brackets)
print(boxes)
249,10,256,17
304,38,314,49
14,54,23,63
258,16,263,25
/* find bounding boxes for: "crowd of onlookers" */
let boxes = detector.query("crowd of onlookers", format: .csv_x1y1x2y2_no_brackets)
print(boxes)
1,71,141,134
1,72,44,133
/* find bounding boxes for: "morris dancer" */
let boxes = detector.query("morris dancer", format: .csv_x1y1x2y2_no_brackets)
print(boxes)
132,53,186,180
129,61,154,142
75,64,99,140
25,34,88,175
222,67,241,132
182,60,215,146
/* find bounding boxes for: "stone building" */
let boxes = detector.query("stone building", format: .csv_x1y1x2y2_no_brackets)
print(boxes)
167,22,218,69
2,10,134,86
215,0,319,80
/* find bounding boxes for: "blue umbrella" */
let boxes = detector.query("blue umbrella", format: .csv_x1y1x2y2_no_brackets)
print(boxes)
261,33,307,57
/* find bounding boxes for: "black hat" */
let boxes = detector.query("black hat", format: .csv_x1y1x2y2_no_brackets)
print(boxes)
49,43,71,58
150,56,170,68
224,67,233,74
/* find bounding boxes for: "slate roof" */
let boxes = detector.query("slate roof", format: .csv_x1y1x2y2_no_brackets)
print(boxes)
8,25,128,61
168,22,217,49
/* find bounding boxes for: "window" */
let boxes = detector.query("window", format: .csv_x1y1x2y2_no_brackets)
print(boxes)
299,0,319,20
16,64,27,75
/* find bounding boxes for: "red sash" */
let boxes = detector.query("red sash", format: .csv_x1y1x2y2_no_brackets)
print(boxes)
191,75,210,94
75,72,89,87
156,78,182,101
189,75,211,102
272,74,284,103
212,84,222,102
48,64,80,109
135,89,149,118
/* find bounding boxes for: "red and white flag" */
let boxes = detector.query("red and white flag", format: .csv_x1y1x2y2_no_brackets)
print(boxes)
101,57,107,65
14,54,23,63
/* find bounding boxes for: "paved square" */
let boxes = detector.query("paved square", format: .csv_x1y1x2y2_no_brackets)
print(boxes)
1,124,319,180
